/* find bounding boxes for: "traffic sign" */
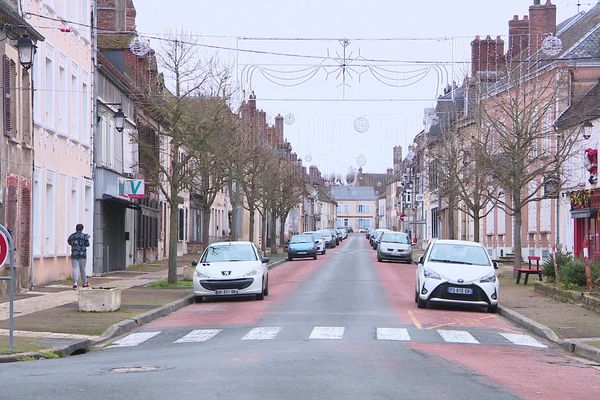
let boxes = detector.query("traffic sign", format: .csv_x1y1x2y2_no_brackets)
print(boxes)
0,229,8,266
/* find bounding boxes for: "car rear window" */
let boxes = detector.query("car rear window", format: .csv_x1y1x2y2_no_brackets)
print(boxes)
201,244,257,262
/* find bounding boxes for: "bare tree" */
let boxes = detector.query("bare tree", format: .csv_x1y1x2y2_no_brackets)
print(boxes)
345,167,357,185
475,66,580,267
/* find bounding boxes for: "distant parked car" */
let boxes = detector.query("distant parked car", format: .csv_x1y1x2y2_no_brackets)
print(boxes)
304,231,326,255
370,229,391,249
287,234,319,261
192,241,269,302
377,232,413,263
319,230,336,248
336,227,348,240
415,239,499,313
328,229,340,246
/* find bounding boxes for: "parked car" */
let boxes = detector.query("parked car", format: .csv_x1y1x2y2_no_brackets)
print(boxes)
336,227,348,240
319,230,336,248
328,229,340,246
365,227,373,239
287,234,319,260
370,228,391,249
415,239,499,313
347,227,354,233
192,241,269,302
304,231,326,255
377,232,412,263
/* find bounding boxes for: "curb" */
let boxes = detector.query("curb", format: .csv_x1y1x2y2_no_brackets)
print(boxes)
498,305,600,364
1,258,289,362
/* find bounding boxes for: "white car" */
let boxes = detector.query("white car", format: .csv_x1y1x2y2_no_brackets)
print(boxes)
377,231,413,263
192,241,269,302
415,239,499,312
304,231,326,254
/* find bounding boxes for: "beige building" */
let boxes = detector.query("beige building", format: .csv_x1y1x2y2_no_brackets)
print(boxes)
27,1,93,284
330,186,378,231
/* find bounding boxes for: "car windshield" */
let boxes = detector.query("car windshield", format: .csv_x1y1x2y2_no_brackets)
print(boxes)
201,244,257,262
428,243,490,266
290,235,313,244
381,232,410,244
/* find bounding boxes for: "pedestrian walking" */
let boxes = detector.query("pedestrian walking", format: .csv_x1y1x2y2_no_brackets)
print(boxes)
67,224,90,289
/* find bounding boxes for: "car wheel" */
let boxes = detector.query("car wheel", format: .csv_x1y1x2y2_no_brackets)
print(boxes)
264,278,269,296
195,296,204,303
488,305,498,313
377,255,382,262
416,292,427,308
313,254,317,260
256,281,265,301
287,256,293,261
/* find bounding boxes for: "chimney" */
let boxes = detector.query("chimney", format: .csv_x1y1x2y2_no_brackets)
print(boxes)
529,0,556,55
507,15,530,63
471,35,506,77
248,91,256,110
275,114,284,143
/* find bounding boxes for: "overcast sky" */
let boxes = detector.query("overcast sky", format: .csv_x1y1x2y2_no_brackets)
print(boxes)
134,0,584,176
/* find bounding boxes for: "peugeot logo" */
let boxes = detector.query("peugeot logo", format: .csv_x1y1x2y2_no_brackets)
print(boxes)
457,279,464,283
222,271,231,276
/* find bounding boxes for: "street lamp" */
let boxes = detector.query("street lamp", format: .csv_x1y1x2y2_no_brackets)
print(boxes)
113,107,125,132
582,120,593,140
16,35,37,70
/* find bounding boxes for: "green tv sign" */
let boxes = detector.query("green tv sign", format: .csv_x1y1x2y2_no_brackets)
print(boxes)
119,179,145,199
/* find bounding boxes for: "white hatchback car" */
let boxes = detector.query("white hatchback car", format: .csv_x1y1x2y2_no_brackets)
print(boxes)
192,241,269,302
415,239,499,312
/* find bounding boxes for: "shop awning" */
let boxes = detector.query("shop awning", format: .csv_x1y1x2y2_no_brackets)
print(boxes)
102,194,141,210
570,208,597,219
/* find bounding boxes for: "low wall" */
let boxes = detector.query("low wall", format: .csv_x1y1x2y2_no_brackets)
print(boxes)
534,282,600,314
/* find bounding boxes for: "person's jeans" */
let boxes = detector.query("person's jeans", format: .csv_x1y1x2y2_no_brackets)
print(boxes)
71,258,88,286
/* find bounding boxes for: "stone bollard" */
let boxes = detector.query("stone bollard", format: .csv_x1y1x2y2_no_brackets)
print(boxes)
78,287,122,312
182,265,194,281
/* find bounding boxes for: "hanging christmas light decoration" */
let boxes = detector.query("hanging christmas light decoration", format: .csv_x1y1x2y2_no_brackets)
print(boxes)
130,36,152,57
354,116,369,133
284,113,295,125
541,35,562,56
305,154,312,162
357,154,367,167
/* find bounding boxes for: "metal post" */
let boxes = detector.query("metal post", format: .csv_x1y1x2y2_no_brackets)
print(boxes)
0,224,15,353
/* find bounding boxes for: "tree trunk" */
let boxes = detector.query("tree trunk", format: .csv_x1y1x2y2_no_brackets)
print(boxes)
279,214,287,246
230,182,240,240
261,210,267,253
270,211,278,254
168,199,179,284
248,204,255,243
473,214,481,243
448,195,456,240
513,199,523,269
202,206,211,250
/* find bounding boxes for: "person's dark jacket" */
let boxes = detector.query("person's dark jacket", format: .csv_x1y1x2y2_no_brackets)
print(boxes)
67,232,89,259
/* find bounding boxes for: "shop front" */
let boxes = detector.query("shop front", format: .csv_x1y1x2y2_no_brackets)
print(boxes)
570,189,600,261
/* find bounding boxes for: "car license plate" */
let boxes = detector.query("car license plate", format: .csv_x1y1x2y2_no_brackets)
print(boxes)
297,251,307,254
215,289,238,295
448,287,473,295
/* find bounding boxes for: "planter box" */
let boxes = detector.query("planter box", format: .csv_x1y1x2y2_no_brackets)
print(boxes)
182,265,195,281
78,287,121,312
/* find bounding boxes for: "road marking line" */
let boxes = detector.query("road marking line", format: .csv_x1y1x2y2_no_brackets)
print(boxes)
438,329,480,344
242,327,281,340
478,316,496,320
174,329,221,343
110,331,161,347
377,328,411,341
426,322,456,330
500,333,547,348
407,310,423,329
309,326,345,340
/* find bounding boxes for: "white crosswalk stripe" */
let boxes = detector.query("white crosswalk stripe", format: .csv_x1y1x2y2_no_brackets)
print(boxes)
309,326,345,340
174,329,222,343
106,327,547,348
111,331,161,347
242,327,281,340
499,333,547,348
437,329,480,344
377,328,411,341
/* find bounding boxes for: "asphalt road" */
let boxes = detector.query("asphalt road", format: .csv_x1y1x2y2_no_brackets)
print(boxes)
1,234,599,399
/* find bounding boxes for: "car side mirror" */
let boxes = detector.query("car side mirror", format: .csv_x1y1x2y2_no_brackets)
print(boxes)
493,261,498,270
262,257,270,264
315,241,319,244
191,261,198,267
418,256,424,264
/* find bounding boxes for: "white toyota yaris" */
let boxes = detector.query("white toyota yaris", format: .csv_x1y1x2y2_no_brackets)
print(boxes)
415,239,499,313
192,241,269,302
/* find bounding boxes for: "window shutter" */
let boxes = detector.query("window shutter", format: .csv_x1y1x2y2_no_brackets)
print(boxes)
3,55,11,136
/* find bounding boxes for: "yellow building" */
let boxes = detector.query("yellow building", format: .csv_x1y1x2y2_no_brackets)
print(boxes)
330,186,378,231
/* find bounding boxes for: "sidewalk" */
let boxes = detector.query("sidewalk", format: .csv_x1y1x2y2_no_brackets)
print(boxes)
1,247,598,363
0,251,286,361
